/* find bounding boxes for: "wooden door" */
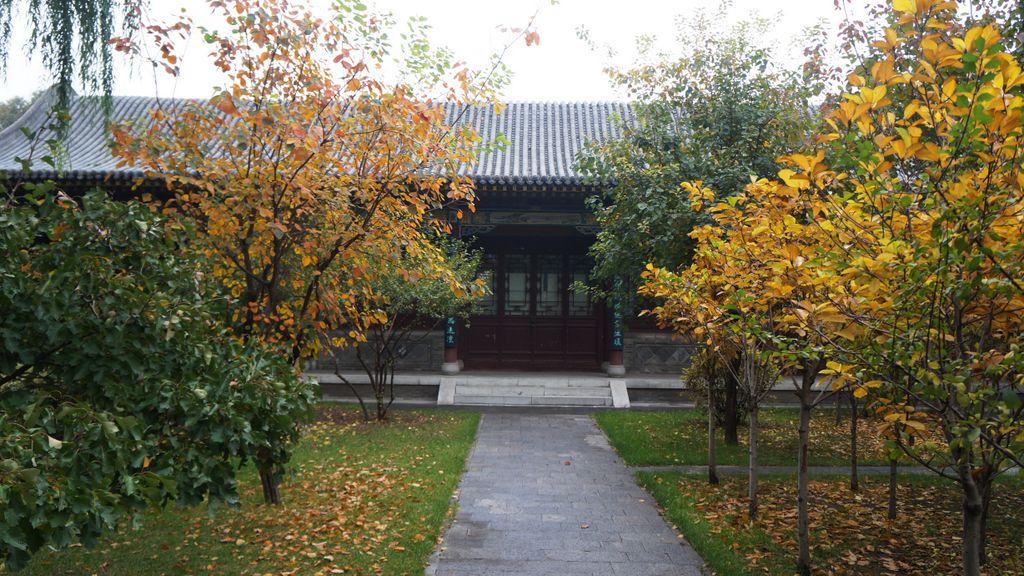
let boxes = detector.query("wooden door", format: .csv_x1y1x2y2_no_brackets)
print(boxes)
463,247,602,371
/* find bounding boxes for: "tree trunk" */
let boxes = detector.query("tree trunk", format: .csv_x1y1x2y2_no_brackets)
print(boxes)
980,477,992,565
888,459,897,520
748,403,759,520
336,369,369,422
834,392,843,425
386,361,397,418
259,467,281,505
725,371,739,445
350,347,373,422
960,469,985,576
708,382,719,485
849,393,859,492
374,357,387,421
797,401,812,576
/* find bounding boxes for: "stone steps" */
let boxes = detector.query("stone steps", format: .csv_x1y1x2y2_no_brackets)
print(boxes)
455,394,614,407
456,384,612,397
449,378,617,407
452,378,611,388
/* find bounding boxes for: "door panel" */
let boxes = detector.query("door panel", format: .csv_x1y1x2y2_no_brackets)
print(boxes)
476,254,498,316
467,323,499,355
568,255,593,317
566,324,597,355
503,255,530,317
464,241,602,371
534,254,563,317
465,253,500,360
499,323,531,356
533,324,564,354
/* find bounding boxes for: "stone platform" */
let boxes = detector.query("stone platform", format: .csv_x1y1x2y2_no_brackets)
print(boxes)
310,371,683,408
309,370,842,408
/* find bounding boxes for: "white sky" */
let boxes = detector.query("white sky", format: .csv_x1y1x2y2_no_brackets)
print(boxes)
0,0,846,102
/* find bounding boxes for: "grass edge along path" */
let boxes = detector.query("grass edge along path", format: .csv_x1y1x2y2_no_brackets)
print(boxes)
594,407,894,467
638,472,790,576
637,471,1024,576
16,405,481,576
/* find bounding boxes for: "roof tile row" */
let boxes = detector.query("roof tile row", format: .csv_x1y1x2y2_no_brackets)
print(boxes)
0,91,632,187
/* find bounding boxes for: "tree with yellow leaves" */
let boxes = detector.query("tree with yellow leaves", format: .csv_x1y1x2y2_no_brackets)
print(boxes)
807,3,1024,573
748,1,1022,572
110,0,520,503
640,182,788,524
644,172,854,575
644,2,1024,574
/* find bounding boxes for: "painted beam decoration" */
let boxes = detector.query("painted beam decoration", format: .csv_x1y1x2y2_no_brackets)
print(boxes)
461,210,598,227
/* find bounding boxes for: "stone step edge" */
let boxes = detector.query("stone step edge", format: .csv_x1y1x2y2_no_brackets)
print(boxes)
453,386,612,397
452,379,612,388
453,395,613,407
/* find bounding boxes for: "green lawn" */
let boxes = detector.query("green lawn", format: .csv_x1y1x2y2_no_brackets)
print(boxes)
639,472,1024,576
594,407,894,467
17,405,479,576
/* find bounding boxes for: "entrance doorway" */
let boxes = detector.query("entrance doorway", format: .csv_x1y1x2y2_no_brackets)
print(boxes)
462,236,603,371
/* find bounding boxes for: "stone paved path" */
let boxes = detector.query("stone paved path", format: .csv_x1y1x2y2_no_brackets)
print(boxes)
427,413,704,576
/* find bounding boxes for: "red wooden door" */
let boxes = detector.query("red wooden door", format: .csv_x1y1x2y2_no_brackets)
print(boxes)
463,248,601,371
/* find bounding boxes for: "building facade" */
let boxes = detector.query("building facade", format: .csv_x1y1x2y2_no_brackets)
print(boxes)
0,92,693,377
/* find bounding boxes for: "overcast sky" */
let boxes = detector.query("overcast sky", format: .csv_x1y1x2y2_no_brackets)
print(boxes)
0,0,846,102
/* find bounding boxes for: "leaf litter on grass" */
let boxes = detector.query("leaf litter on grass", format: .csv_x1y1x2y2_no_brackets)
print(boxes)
598,408,915,467
197,413,461,575
21,406,475,576
654,473,1024,575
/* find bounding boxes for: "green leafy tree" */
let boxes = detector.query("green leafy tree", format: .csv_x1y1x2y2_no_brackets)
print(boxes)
656,4,1024,572
0,91,40,129
336,235,487,422
578,9,819,448
817,4,1024,569
577,9,819,307
682,346,761,482
0,187,317,571
838,1,1024,63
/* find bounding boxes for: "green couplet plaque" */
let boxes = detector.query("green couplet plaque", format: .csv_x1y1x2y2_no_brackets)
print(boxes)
444,316,457,348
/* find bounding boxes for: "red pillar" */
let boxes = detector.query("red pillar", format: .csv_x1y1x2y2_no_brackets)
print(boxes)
608,349,625,376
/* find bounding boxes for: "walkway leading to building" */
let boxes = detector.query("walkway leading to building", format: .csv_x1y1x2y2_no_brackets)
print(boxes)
427,413,705,576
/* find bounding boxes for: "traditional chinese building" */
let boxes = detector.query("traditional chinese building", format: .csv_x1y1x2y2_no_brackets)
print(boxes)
0,91,692,404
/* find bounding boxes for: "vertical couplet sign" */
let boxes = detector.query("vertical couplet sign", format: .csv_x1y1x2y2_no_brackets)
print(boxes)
611,303,624,351
444,316,457,348
611,277,624,351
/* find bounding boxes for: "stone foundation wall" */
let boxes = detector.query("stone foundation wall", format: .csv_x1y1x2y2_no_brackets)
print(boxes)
623,330,695,374
309,328,690,375
310,330,445,373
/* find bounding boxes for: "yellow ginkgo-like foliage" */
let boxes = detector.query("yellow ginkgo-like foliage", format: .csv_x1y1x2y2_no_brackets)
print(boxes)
642,1,1023,574
640,174,842,572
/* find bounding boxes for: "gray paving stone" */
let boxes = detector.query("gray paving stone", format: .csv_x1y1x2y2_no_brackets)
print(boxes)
427,413,705,576
531,395,612,406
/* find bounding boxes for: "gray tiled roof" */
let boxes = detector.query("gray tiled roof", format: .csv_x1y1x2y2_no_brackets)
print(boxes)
0,90,632,187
